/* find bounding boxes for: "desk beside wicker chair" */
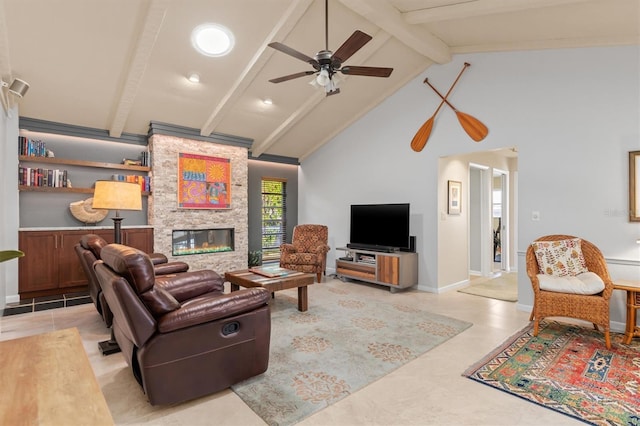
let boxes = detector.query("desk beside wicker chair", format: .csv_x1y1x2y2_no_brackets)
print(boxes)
526,234,613,349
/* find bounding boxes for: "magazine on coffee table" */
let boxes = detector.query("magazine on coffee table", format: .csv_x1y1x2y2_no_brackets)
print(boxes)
249,265,293,278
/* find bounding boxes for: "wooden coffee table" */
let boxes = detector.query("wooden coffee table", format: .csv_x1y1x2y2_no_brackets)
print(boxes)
225,268,315,311
0,328,114,425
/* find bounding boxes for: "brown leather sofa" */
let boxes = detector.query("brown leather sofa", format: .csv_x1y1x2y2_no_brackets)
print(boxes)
93,243,271,405
75,233,190,327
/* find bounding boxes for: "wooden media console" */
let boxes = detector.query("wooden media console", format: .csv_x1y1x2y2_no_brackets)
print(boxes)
335,247,418,292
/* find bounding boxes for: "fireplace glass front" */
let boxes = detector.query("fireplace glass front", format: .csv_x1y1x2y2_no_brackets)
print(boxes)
172,228,234,256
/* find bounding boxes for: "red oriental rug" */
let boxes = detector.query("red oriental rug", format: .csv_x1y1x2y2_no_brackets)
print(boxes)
463,321,640,425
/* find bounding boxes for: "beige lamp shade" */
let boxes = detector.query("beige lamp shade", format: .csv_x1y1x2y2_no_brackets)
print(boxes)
92,181,142,211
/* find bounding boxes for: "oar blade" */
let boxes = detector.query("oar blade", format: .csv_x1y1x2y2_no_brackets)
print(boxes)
455,111,488,142
410,117,435,152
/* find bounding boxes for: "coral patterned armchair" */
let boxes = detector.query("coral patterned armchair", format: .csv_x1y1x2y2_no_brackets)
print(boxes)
280,224,330,282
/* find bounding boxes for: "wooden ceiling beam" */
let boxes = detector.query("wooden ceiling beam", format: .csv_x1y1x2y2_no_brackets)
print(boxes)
403,0,596,24
108,0,170,138
199,0,315,137
339,0,451,64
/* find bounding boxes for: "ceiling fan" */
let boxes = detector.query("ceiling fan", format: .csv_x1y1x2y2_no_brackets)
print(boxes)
268,0,393,96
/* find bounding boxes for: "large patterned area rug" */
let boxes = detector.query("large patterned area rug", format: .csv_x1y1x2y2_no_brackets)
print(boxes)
463,320,640,425
231,280,472,426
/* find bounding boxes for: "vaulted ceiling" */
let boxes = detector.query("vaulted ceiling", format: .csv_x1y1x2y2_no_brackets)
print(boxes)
1,0,638,161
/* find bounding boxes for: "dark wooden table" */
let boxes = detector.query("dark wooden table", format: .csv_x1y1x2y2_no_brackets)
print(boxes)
225,268,315,311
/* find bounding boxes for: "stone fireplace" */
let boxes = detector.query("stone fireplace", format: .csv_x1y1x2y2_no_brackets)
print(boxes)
148,130,249,272
172,228,234,256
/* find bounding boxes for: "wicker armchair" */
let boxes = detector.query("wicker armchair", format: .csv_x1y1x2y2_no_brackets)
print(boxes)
526,234,613,349
280,224,330,283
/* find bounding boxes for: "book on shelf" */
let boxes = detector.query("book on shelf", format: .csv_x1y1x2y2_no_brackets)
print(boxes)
18,136,47,157
18,166,68,187
140,151,151,167
111,174,151,192
249,265,294,278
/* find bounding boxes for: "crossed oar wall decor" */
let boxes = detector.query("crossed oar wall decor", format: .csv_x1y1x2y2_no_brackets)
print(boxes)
410,63,488,152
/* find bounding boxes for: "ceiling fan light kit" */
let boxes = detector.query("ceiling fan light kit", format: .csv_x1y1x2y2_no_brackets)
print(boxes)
316,68,330,86
268,0,393,96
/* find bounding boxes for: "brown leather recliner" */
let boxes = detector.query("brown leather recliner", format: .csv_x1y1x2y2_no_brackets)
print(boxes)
75,234,190,327
93,243,271,405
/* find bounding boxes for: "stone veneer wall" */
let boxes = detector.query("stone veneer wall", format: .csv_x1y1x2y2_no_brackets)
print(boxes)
149,134,248,273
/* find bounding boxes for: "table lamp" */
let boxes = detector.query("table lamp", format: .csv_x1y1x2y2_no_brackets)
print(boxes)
92,181,142,244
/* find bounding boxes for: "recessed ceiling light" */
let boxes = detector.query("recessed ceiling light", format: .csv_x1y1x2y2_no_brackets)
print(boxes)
191,23,234,57
188,73,200,83
263,98,273,105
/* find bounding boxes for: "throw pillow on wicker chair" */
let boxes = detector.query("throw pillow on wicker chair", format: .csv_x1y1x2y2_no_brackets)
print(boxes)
531,238,588,277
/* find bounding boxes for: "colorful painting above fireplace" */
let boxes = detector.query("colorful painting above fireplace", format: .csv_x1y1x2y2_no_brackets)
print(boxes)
178,152,231,209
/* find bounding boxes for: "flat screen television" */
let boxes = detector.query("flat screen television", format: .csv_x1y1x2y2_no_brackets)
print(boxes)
348,203,410,252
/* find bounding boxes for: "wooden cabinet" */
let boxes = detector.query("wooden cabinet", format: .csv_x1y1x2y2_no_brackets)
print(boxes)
18,232,58,293
122,228,154,253
57,231,110,289
377,255,400,285
19,228,153,299
336,247,418,292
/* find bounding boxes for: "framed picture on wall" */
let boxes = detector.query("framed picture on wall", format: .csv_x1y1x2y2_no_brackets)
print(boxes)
448,180,462,215
177,152,231,209
630,151,639,222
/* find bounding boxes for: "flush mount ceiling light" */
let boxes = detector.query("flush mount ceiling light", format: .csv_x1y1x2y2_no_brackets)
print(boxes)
262,98,273,105
191,23,234,57
187,73,200,83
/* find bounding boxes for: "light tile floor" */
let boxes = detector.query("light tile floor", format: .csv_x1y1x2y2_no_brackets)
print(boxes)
0,278,583,425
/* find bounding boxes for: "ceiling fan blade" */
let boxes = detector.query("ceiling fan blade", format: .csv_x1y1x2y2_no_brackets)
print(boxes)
268,42,319,68
332,30,372,64
340,66,393,78
269,71,316,84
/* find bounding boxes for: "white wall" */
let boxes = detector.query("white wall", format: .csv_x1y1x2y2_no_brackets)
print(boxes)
437,156,469,288
468,167,482,273
1,106,20,309
298,45,640,326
